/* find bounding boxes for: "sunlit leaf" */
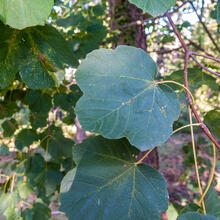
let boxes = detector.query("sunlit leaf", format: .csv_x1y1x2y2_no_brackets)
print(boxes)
0,0,54,29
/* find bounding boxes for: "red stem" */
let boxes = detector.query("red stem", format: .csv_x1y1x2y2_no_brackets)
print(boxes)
166,12,220,150
191,55,220,77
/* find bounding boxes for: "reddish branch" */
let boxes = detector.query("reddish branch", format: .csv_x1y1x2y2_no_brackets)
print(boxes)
166,12,220,150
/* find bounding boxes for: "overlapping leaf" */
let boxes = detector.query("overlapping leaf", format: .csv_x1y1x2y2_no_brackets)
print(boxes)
204,188,220,219
0,0,54,29
60,136,169,220
0,23,78,89
128,0,176,17
76,46,180,150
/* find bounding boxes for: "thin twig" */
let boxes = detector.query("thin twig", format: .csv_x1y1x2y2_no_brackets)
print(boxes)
135,148,154,165
166,12,220,150
189,1,220,53
191,55,220,77
188,106,206,214
192,52,220,63
187,39,213,57
198,143,216,205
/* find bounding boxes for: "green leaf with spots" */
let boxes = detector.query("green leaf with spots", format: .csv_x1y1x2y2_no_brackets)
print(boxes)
75,46,180,150
128,0,176,17
60,136,169,220
177,212,217,220
0,0,54,29
0,23,78,89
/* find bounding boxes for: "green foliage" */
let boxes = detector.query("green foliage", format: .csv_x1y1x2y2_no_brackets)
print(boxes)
204,188,220,219
2,119,18,137
0,23,78,89
128,0,176,17
204,109,220,138
0,0,219,219
0,0,54,29
75,46,180,150
61,136,168,219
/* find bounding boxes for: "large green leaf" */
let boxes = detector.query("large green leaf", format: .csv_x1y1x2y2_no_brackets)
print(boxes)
0,23,78,89
128,0,176,17
75,46,180,150
60,136,169,219
0,0,54,29
177,212,217,220
204,188,220,219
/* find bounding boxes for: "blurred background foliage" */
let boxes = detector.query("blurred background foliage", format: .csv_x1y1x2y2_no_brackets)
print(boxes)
0,0,219,219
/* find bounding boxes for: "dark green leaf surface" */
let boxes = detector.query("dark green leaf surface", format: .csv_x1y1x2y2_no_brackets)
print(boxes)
76,46,180,150
165,68,218,93
0,23,78,89
0,22,20,88
177,212,217,220
2,119,18,137
128,0,176,17
61,136,168,220
40,126,74,161
0,101,19,119
0,0,54,29
204,110,220,138
15,129,38,150
204,188,220,219
180,203,200,214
